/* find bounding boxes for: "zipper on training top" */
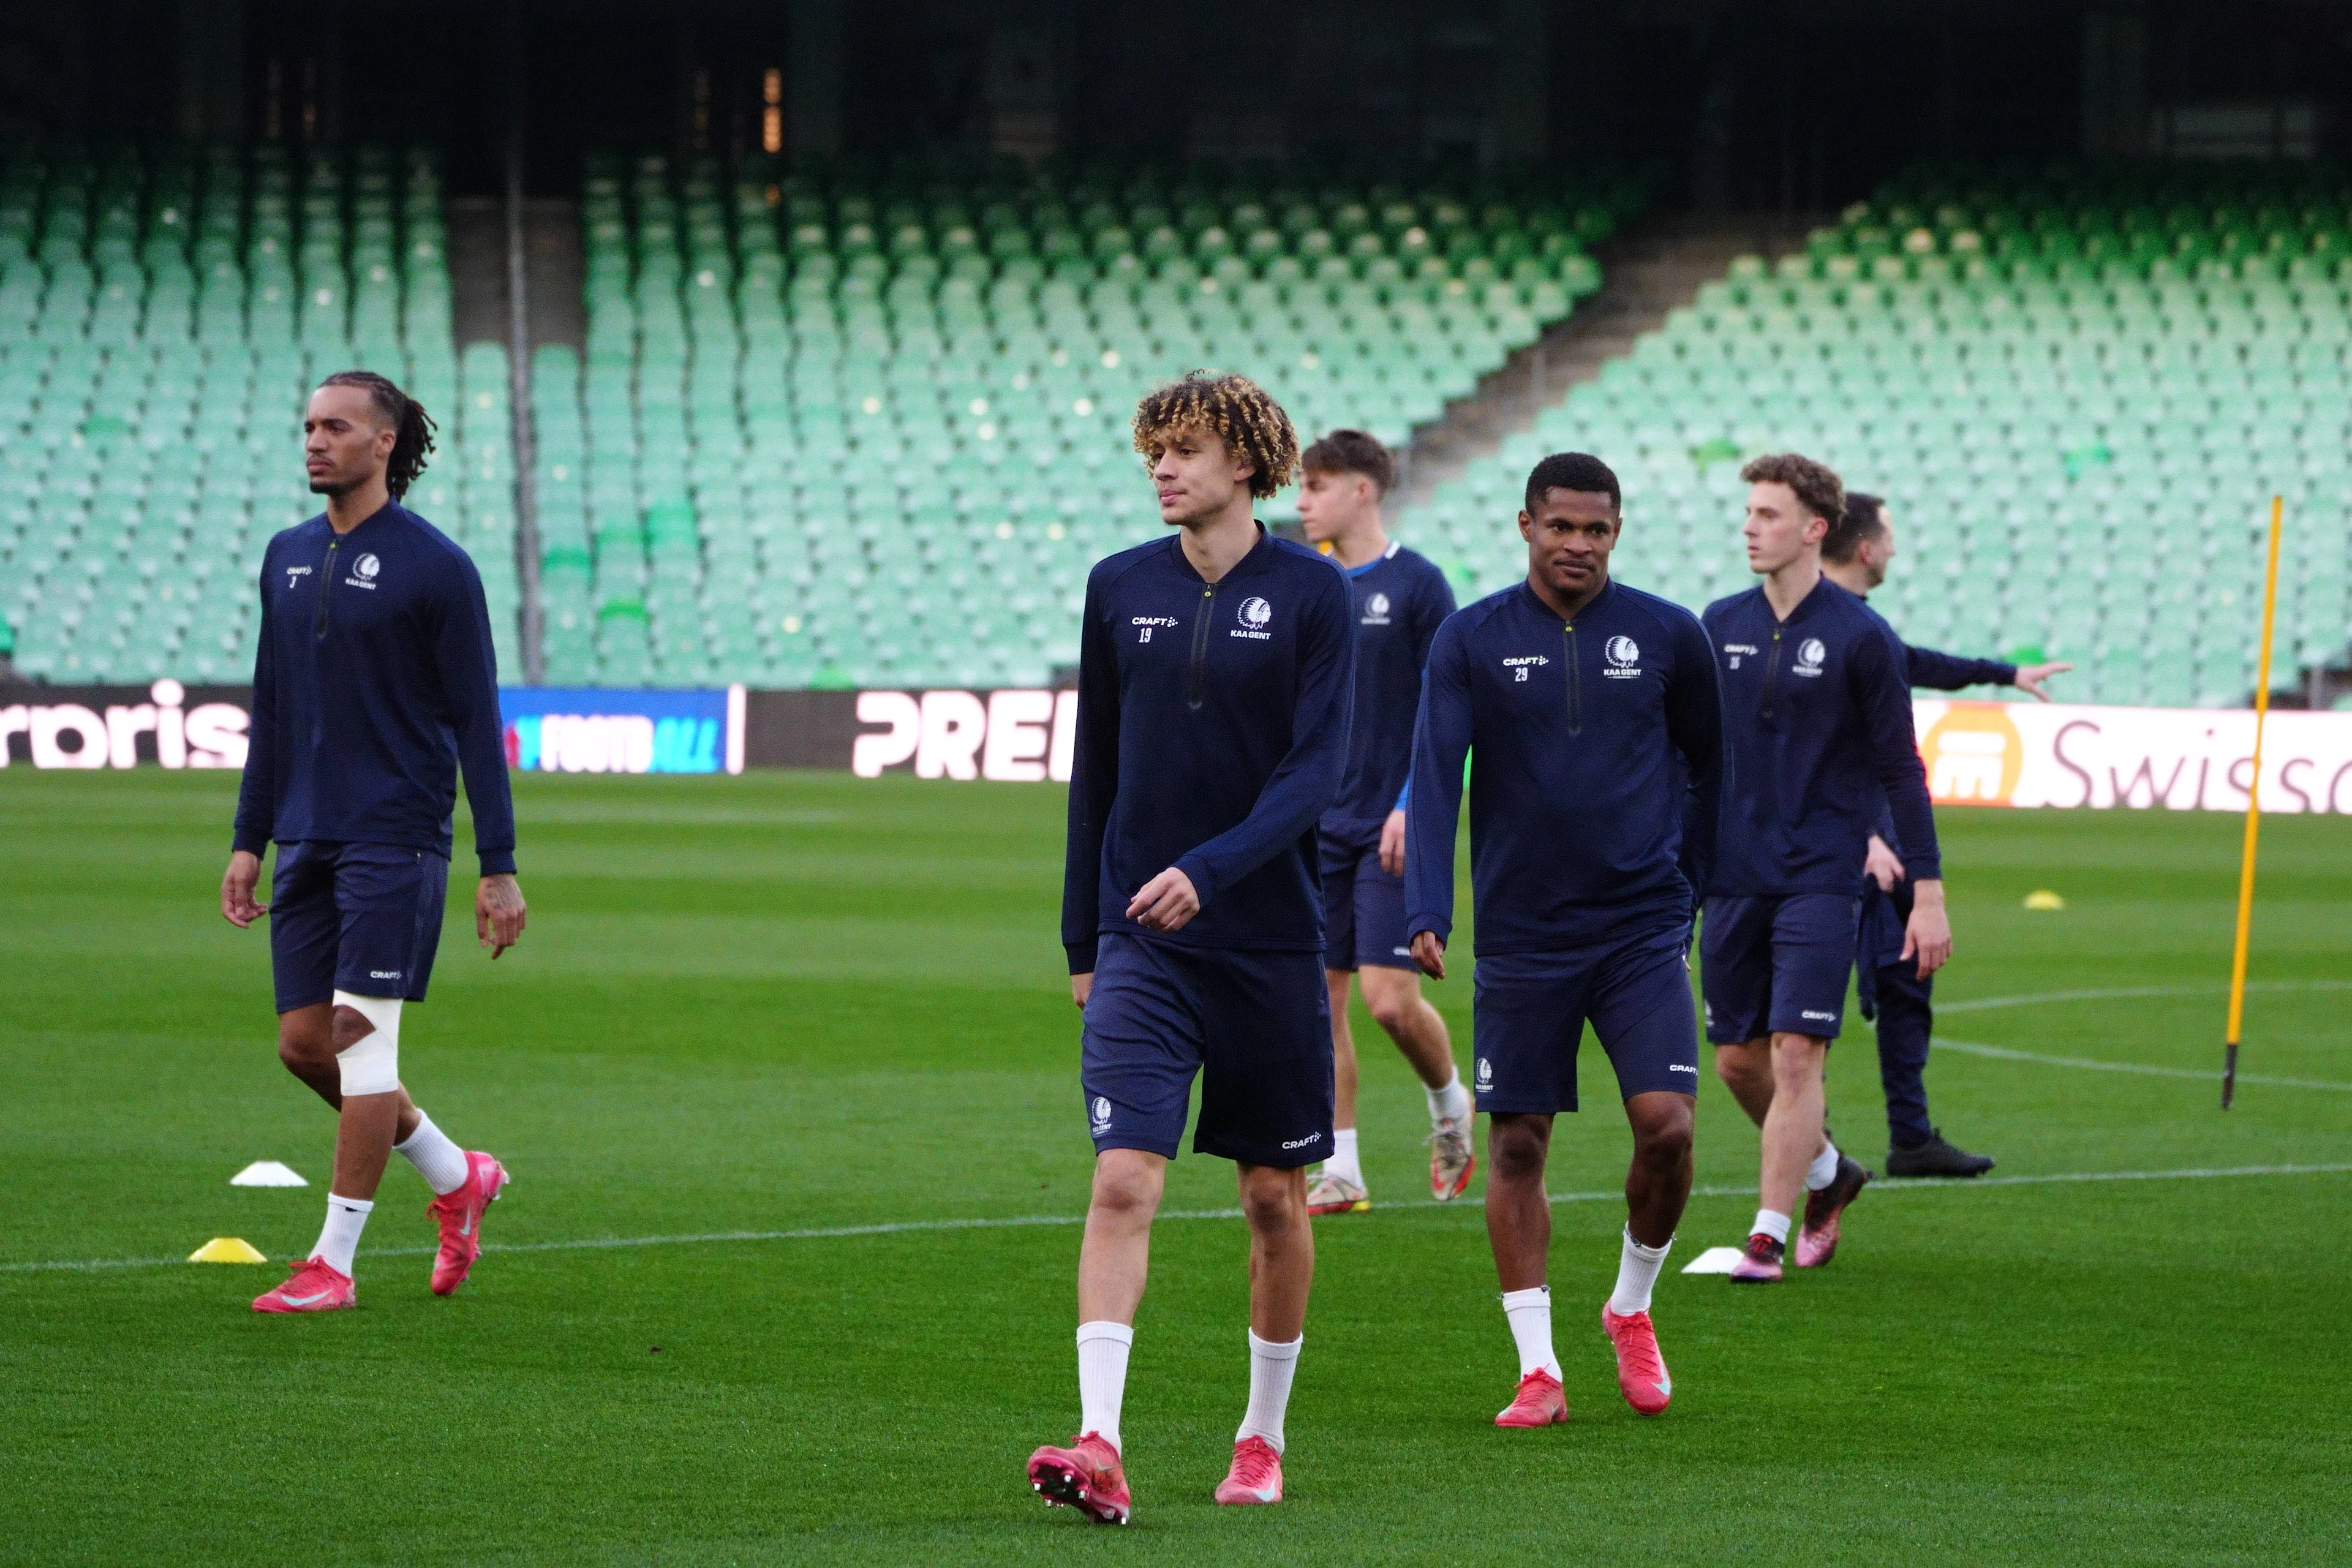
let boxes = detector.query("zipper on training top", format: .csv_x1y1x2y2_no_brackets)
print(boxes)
1561,619,1581,736
1185,582,1217,710
1760,623,1785,723
314,537,341,639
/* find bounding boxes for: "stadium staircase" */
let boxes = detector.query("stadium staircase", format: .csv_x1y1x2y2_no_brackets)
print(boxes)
1398,164,2352,710
526,156,1653,690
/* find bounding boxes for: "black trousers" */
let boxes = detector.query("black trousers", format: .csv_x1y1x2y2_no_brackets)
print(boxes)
1858,877,1936,1150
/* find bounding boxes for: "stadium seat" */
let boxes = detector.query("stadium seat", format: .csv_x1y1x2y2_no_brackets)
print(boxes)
1399,160,2352,709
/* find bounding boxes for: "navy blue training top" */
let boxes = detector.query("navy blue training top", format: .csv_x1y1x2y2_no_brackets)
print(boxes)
1702,576,1939,895
1871,638,2016,856
1324,541,1455,831
233,502,518,875
1061,527,1355,973
1404,578,1724,955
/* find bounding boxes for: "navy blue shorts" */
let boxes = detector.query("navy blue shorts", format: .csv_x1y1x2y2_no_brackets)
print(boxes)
1080,931,1335,1168
1471,924,1701,1114
1317,821,1413,972
1698,893,1860,1044
270,841,450,1013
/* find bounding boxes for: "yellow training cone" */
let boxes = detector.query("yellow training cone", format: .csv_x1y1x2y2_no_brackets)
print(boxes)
189,1237,269,1264
2023,890,2066,911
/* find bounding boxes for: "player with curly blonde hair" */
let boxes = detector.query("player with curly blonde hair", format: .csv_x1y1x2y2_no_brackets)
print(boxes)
1028,373,1354,1521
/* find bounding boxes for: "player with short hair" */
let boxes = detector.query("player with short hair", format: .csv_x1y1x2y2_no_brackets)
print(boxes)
1824,492,2068,1177
1027,373,1353,1523
1405,452,1722,1426
1292,429,1469,1216
1702,455,1950,1284
222,371,524,1314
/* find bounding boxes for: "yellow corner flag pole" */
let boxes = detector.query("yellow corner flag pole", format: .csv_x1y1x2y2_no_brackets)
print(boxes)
2223,494,2286,1109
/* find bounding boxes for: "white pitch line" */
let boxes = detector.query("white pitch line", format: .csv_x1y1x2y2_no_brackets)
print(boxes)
4,1164,2347,1277
1937,978,2352,1015
1936,1036,2352,1092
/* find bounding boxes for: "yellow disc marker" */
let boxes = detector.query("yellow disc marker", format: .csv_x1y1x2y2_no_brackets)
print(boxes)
188,1237,269,1264
2022,890,2066,911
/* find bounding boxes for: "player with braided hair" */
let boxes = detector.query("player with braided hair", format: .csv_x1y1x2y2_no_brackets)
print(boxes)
1028,372,1353,1520
225,372,523,1316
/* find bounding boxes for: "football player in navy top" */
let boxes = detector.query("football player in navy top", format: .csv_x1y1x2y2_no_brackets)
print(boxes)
222,373,522,1316
1029,374,1354,1521
1292,430,1469,1219
1825,492,2068,1178
1404,453,1722,1426
1701,455,1951,1283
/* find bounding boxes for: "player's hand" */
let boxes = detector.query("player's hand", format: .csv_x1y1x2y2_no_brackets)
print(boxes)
1863,834,1905,893
477,873,527,958
2013,661,2074,701
1126,867,1201,932
1071,972,1093,1009
1899,879,1952,979
1378,809,1408,877
1410,929,1446,981
221,850,268,927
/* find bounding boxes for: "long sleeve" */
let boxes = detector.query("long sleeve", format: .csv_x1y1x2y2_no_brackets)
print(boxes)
1061,570,1121,973
232,557,278,855
1402,619,1472,944
1170,568,1354,907
1664,611,1725,903
1393,564,1457,812
1904,641,2015,692
434,554,518,875
1855,625,1940,880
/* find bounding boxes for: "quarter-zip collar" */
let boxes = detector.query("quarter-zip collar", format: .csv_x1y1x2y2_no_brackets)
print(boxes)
1170,521,1270,585
1515,573,1616,626
1763,571,1830,628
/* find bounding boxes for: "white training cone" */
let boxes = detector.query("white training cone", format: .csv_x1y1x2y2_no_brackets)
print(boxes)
1680,1246,1747,1275
230,1161,309,1188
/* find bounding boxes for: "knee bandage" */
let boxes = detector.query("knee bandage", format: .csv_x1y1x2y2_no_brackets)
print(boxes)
331,990,402,1095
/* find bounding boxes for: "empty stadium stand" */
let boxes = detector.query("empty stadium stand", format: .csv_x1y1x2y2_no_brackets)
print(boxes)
1402,163,2352,709
0,141,520,686
531,156,1640,688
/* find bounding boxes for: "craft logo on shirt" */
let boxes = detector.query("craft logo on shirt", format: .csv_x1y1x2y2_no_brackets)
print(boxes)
1232,597,1274,639
283,564,312,589
1362,591,1392,626
347,552,382,590
1502,654,1548,684
1090,1095,1114,1133
1130,614,1178,644
1794,636,1826,677
1604,635,1642,679
1722,641,1756,669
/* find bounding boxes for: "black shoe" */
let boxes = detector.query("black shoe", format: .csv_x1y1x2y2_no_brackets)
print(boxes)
1886,1129,1995,1178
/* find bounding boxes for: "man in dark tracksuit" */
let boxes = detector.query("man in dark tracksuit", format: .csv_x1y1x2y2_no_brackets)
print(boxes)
222,371,524,1316
1405,451,1722,1427
1824,492,2073,1176
1029,374,1352,1522
1702,455,1948,1284
1293,429,1467,1217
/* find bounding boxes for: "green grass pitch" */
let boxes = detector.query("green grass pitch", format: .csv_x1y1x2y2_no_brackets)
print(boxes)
2,769,2346,1566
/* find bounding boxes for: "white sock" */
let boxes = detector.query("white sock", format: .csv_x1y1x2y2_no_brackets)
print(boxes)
314,1194,373,1276
1427,1070,1471,1126
1076,1321,1133,1452
1607,1227,1673,1316
1752,1208,1792,1246
394,1112,470,1195
1501,1286,1562,1380
1805,1139,1841,1192
1235,1330,1303,1453
1324,1128,1362,1185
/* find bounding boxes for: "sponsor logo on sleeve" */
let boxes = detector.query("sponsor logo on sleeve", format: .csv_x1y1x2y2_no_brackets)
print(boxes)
1232,597,1275,639
1604,635,1642,679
